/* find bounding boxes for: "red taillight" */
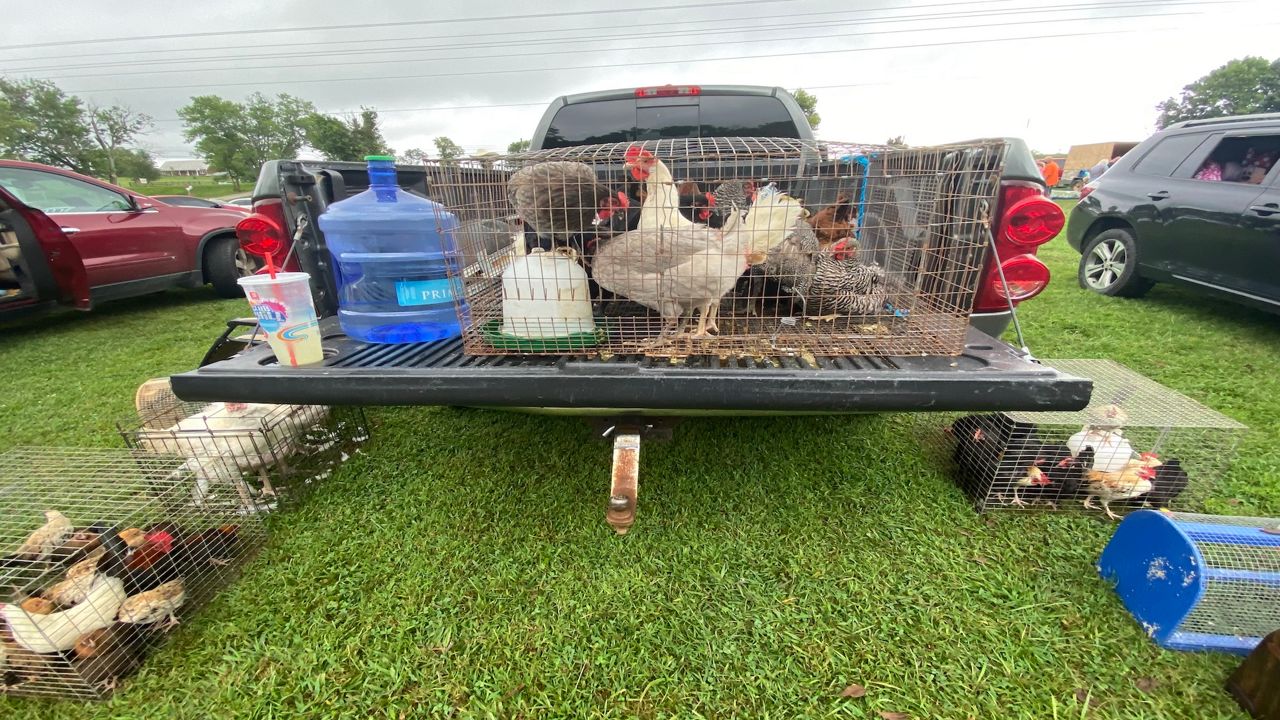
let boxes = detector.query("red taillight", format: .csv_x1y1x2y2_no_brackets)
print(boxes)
635,84,701,98
1003,195,1064,247
989,254,1051,302
235,199,289,272
1078,181,1098,201
972,181,1062,313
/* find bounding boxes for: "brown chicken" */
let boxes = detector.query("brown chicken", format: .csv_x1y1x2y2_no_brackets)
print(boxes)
117,579,186,629
1083,453,1162,519
19,597,55,614
72,625,145,693
807,192,856,246
507,161,625,243
43,548,105,607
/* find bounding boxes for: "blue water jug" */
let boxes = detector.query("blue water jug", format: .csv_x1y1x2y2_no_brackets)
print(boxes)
318,155,467,343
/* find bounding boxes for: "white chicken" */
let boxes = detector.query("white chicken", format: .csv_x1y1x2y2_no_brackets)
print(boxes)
2,576,126,654
1067,426,1135,473
136,401,329,506
625,146,701,234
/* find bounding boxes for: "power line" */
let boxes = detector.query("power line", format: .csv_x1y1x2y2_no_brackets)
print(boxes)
29,0,1218,79
11,0,1147,73
65,23,1221,95
0,0,800,52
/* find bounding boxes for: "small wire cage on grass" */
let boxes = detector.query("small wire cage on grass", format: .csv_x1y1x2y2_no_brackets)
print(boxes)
119,378,369,511
931,359,1246,517
430,137,1009,359
0,448,266,699
1099,510,1280,655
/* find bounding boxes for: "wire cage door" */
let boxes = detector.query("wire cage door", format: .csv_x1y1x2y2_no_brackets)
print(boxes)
426,137,1006,359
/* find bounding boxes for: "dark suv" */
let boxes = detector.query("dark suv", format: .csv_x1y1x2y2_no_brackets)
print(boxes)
1067,113,1280,312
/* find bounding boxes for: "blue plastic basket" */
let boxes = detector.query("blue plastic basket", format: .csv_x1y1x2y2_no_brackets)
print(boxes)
1099,510,1280,654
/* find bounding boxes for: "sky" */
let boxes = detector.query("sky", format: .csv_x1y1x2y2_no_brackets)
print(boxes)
2,0,1277,161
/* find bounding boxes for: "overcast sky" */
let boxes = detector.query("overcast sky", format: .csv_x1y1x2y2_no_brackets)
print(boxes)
2,0,1276,161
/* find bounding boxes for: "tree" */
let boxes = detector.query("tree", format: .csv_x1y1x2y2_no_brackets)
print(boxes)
791,88,821,130
303,108,392,161
87,104,153,183
507,138,531,153
434,136,464,164
399,147,429,164
180,92,314,191
0,78,97,173
109,148,160,181
1157,57,1280,128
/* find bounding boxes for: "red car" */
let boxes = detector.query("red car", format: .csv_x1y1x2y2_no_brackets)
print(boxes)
0,160,252,319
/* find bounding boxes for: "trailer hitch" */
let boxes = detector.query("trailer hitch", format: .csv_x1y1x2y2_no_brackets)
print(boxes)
594,420,676,535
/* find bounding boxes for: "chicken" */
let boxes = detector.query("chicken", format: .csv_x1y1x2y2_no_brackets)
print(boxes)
19,597,55,614
2,577,127,653
73,625,145,693
43,548,105,607
11,510,73,562
117,528,147,549
593,183,805,343
1007,443,1077,506
795,240,886,319
117,579,186,629
711,180,755,226
625,147,702,234
807,191,857,246
507,161,623,246
1067,426,1135,473
1083,453,1162,519
762,217,821,299
1145,459,1189,508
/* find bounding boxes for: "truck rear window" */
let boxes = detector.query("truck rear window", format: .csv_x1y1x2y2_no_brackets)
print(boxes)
542,95,801,149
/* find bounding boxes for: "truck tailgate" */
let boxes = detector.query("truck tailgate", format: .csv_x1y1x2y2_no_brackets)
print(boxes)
172,319,1090,412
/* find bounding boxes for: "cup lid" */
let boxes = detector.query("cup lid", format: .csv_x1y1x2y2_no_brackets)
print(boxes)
237,272,311,286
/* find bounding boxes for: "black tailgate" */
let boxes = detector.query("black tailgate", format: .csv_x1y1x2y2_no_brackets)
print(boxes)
172,319,1090,412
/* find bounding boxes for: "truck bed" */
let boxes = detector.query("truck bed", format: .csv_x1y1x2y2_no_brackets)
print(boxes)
172,319,1090,413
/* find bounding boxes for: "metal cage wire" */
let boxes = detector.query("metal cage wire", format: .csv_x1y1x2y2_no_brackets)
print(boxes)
423,136,1007,358
0,448,266,699
1169,513,1280,644
931,359,1247,515
118,380,370,511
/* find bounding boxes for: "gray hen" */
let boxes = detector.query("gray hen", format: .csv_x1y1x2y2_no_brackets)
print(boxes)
507,161,613,241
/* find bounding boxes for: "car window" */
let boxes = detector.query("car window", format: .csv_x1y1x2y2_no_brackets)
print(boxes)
1187,134,1280,185
1131,134,1208,177
163,196,212,208
636,105,698,140
0,167,131,213
698,95,802,138
543,99,636,148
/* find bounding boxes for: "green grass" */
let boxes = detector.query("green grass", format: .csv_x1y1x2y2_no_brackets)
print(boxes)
2,202,1277,718
121,175,247,201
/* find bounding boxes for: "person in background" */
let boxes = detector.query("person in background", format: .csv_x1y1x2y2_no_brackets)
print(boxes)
1088,157,1111,181
1041,159,1061,196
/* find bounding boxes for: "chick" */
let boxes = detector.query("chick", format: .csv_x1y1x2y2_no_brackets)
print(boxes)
72,625,145,693
19,597,56,615
13,510,73,561
117,528,147,549
118,579,186,629
43,548,105,607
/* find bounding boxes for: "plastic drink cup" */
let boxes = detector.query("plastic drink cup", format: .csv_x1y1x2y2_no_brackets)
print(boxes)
237,272,323,367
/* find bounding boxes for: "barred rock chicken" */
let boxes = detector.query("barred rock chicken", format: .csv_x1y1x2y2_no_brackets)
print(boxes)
808,191,857,246
507,161,628,247
763,217,821,298
794,240,887,319
711,180,755,227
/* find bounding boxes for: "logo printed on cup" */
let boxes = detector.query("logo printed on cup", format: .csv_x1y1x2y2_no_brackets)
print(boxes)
251,299,289,331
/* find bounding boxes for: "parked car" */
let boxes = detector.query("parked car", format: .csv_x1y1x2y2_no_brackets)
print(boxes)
152,195,251,214
1068,113,1280,313
226,197,254,208
0,159,253,320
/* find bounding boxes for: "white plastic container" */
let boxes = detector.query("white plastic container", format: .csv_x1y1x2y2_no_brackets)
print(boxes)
500,248,595,340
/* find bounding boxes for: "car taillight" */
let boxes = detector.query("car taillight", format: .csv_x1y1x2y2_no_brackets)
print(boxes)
989,253,1051,302
1078,181,1098,201
1003,195,1064,247
635,84,701,98
972,181,1062,313
235,199,289,272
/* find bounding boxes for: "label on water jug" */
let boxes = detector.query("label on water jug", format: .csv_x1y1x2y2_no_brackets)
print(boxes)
395,279,455,307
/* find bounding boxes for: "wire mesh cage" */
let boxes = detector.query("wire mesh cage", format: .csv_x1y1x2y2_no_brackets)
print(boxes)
1099,510,1280,655
929,359,1247,516
0,448,266,699
429,136,1007,358
119,378,370,511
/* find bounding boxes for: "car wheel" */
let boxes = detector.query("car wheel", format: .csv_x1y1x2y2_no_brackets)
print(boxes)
205,236,259,298
1078,228,1154,298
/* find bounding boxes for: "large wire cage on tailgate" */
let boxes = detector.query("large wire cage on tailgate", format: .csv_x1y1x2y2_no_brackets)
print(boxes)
431,137,1007,358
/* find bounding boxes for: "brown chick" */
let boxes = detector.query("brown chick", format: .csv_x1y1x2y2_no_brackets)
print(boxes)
43,548,105,607
117,528,147,549
807,192,856,246
117,579,186,629
13,510,73,561
19,597,56,614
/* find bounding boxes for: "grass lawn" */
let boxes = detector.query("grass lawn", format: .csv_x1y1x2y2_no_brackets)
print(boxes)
121,174,248,201
2,200,1277,718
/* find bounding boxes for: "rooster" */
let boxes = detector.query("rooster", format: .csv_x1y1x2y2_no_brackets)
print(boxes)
1083,453,1162,519
508,161,628,251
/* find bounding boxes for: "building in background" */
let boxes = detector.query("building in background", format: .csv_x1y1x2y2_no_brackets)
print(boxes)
159,159,209,176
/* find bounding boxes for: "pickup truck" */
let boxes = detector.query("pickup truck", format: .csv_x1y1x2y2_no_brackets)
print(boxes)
173,84,1091,532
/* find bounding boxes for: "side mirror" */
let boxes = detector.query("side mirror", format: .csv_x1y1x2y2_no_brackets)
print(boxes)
132,197,155,211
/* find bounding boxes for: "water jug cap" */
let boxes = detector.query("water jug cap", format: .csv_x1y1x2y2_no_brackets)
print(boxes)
365,155,395,162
